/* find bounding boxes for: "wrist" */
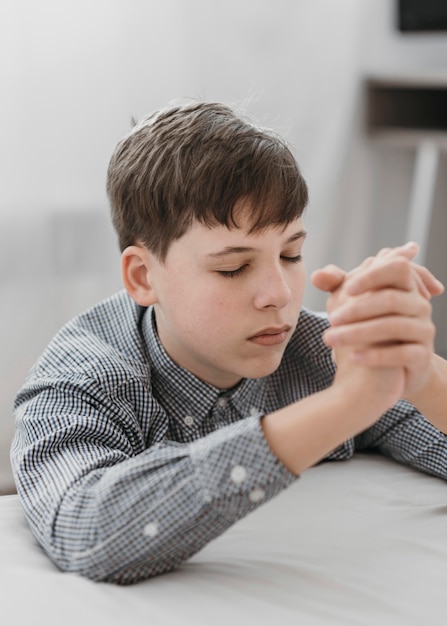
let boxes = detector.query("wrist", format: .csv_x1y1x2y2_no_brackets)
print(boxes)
262,379,391,476
404,354,443,409
402,353,447,435
332,351,405,416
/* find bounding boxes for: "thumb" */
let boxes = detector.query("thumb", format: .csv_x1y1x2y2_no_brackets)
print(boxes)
311,264,346,293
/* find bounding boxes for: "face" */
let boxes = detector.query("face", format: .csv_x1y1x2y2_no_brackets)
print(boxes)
147,212,306,389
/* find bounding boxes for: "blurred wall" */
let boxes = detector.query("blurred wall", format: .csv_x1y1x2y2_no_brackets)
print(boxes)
1,0,446,492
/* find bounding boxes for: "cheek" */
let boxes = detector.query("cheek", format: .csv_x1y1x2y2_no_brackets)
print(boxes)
189,289,241,338
175,283,229,326
286,266,306,302
296,276,306,301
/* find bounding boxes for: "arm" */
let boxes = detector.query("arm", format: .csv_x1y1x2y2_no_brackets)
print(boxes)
354,398,447,479
261,367,404,475
12,376,293,584
404,354,447,434
262,244,446,475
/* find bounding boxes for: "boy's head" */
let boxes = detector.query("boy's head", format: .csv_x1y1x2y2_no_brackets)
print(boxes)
107,101,308,261
107,102,309,388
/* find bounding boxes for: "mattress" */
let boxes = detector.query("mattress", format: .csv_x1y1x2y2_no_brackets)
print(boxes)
1,453,446,626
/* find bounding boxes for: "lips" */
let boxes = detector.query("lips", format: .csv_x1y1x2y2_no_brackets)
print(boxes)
248,325,291,346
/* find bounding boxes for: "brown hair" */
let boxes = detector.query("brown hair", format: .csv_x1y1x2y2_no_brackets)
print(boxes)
107,101,308,260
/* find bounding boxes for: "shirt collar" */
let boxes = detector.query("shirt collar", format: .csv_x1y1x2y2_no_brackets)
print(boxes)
141,307,266,420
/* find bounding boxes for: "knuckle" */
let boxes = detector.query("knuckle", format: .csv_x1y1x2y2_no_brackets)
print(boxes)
361,256,375,268
377,247,391,257
384,289,399,311
426,320,436,342
390,317,405,336
419,298,432,318
393,256,411,274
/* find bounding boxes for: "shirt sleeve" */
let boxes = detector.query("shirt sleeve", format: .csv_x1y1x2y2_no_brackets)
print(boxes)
11,376,295,584
354,399,447,479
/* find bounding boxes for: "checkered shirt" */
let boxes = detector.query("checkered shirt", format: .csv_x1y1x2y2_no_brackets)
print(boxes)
11,290,447,584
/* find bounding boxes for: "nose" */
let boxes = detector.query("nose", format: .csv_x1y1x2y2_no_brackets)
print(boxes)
253,265,292,310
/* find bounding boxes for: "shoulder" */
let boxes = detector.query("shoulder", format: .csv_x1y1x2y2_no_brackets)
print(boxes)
14,292,161,464
29,291,151,389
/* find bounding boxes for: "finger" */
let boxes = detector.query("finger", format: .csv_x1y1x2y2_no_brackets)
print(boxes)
368,242,443,298
312,244,444,297
345,256,416,296
350,343,432,371
376,247,392,257
329,289,432,326
346,257,444,299
312,255,379,293
345,256,377,278
375,243,429,298
323,316,435,349
311,265,346,292
376,241,419,261
413,264,445,297
413,271,431,300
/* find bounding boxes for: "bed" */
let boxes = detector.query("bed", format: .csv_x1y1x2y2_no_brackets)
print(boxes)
1,453,446,626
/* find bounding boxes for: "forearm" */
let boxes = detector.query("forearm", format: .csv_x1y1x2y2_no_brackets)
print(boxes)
405,353,447,435
261,375,396,475
13,413,293,584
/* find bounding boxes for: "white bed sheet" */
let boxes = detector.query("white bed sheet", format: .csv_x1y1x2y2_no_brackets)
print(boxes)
1,454,446,626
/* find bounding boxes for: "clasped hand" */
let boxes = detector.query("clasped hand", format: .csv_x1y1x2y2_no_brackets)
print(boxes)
312,243,445,405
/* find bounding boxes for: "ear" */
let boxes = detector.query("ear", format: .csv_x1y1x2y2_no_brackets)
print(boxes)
121,245,158,306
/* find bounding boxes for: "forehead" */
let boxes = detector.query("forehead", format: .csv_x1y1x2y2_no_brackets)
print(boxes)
169,215,306,259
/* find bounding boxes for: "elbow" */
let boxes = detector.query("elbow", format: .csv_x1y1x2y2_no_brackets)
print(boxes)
39,520,188,584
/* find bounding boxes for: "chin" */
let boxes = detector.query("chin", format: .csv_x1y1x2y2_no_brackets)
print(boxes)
243,357,283,380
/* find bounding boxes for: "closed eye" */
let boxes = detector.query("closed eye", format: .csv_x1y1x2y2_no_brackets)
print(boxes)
218,255,302,278
281,255,302,264
217,265,249,278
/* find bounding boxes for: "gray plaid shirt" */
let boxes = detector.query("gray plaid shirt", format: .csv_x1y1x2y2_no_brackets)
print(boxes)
11,291,447,584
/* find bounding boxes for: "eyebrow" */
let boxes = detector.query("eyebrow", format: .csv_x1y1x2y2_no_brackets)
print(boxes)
206,230,307,259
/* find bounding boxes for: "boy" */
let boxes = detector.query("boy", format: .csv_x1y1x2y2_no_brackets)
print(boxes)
11,102,447,585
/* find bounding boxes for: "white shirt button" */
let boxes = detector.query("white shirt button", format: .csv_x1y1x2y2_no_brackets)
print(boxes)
143,522,158,538
230,465,247,484
249,488,265,503
249,406,259,416
183,415,194,426
217,397,228,408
